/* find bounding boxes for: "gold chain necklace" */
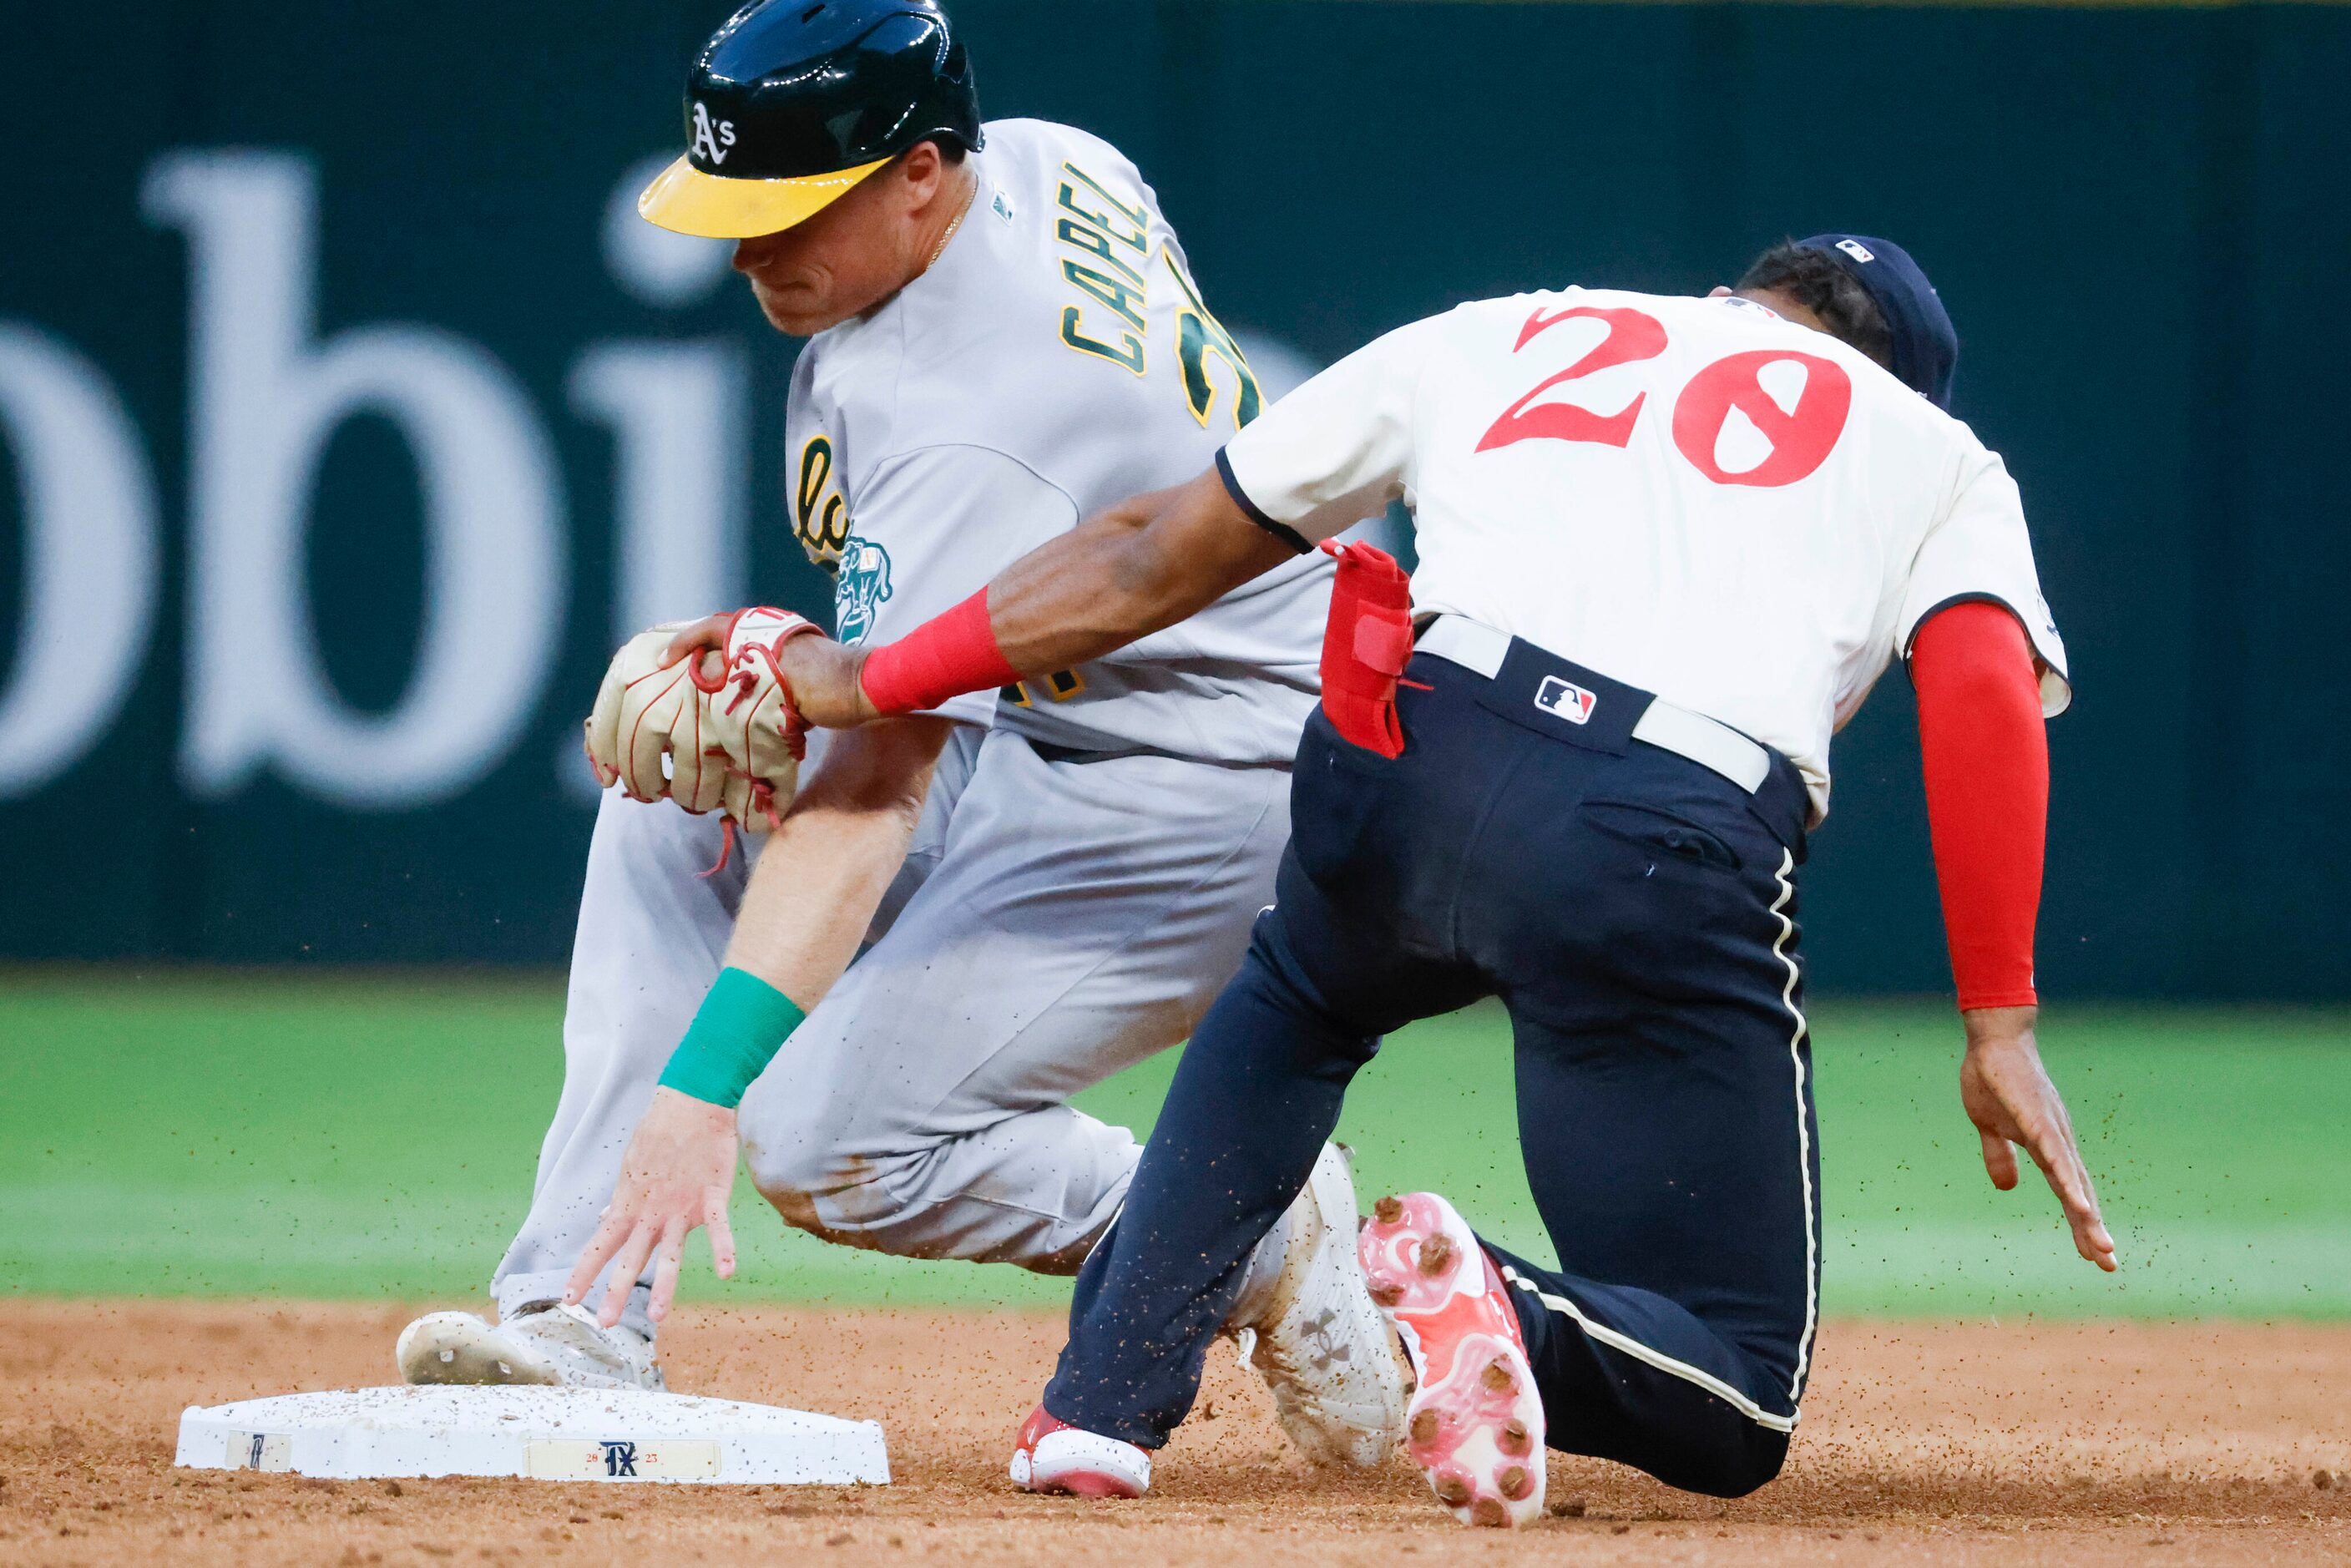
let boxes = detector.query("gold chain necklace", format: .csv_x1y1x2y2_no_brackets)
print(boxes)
925,177,978,271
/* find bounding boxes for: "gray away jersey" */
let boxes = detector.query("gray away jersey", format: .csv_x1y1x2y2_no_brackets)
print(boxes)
784,119,1330,766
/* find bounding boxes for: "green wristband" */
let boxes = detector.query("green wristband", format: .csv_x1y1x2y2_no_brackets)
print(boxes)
658,967,807,1110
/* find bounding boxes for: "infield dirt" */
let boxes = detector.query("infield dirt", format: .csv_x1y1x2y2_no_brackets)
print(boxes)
3,1300,2345,1565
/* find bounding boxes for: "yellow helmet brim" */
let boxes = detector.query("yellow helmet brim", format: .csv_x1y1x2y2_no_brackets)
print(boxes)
635,154,892,240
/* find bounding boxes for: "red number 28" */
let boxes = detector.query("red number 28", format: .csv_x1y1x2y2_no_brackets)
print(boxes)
1477,307,1852,489
1474,306,1666,453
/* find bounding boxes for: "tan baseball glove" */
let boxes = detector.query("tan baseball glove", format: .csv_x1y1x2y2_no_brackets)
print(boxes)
582,609,824,832
583,622,732,815
700,607,825,832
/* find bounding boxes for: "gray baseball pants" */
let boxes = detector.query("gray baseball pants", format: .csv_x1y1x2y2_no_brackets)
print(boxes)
493,727,1292,1337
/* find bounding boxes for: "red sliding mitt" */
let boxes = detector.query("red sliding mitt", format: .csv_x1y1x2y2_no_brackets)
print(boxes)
1317,539,1415,758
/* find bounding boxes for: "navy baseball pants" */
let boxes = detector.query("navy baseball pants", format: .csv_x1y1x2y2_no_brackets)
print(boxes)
1044,638,1822,1498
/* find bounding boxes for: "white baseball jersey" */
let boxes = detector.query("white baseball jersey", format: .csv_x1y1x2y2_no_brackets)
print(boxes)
1220,288,2071,818
786,118,1328,765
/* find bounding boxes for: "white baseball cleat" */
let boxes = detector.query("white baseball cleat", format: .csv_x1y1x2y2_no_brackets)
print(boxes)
395,1302,665,1392
1360,1190,1545,1527
1009,1404,1152,1498
1235,1142,1411,1469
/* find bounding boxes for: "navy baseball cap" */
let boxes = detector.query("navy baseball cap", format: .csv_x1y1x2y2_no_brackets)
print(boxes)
1797,234,1959,410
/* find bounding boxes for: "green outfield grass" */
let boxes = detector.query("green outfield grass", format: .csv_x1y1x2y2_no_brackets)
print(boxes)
3,974,2344,1318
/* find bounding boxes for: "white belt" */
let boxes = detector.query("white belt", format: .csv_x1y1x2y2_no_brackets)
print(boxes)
1415,615,1772,794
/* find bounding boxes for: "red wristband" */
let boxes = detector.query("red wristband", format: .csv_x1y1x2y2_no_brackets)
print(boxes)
858,588,1022,716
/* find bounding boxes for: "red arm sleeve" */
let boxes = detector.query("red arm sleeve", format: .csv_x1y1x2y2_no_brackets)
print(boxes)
1911,600,2049,1012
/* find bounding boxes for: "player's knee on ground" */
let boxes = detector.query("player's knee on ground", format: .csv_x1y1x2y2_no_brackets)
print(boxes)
1638,1424,1791,1500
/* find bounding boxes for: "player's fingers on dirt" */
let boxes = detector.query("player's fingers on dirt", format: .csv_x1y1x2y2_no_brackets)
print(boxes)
601,1221,662,1328
647,1219,690,1325
562,1206,637,1308
705,1187,737,1279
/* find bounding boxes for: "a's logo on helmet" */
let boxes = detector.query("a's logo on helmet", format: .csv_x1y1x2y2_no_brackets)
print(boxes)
690,102,738,166
834,537,895,645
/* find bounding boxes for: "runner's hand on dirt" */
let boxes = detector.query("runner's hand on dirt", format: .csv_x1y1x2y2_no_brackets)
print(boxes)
562,1087,741,1327
1959,1006,2118,1272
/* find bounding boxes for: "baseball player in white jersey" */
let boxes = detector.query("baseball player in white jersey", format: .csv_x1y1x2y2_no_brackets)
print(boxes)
769,235,2112,1515
393,0,1409,1469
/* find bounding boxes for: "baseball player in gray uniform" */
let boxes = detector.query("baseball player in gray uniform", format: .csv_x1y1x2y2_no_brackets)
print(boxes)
392,0,1408,1469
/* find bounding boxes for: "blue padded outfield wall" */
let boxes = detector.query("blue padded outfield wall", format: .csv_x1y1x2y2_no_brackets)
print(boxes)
2,2,2345,996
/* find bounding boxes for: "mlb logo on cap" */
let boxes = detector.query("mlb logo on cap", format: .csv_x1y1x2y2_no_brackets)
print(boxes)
1534,675,1597,725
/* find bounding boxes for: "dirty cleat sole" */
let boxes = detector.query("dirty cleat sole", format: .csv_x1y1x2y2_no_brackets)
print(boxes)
1360,1191,1545,1527
394,1303,664,1392
396,1312,561,1387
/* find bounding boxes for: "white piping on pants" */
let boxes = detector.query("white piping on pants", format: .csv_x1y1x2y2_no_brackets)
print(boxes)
1771,845,1821,1405
1499,1267,1799,1435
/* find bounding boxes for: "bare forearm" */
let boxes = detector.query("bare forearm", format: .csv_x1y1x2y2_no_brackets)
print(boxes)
986,477,1287,673
720,718,949,1006
782,470,1297,729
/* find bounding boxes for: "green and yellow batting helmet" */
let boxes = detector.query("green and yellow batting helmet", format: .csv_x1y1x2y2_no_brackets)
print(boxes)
638,0,983,240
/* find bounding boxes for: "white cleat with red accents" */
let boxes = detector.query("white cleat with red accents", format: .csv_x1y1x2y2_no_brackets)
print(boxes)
1359,1191,1547,1528
1008,1404,1153,1499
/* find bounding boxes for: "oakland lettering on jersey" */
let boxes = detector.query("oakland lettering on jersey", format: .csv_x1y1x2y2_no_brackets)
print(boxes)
795,434,850,569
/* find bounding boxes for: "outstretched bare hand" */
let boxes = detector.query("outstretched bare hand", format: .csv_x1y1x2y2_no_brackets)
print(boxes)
1959,1006,2118,1272
563,1087,742,1327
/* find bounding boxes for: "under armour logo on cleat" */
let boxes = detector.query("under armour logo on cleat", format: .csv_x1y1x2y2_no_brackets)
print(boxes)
1303,1308,1353,1371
